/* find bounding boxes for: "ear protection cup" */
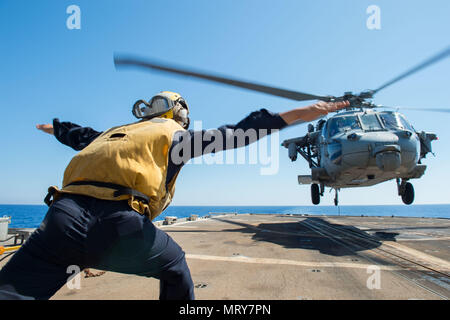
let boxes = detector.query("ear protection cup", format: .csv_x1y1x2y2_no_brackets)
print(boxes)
172,102,190,129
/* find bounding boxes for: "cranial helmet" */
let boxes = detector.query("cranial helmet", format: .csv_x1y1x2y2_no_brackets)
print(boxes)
132,91,190,129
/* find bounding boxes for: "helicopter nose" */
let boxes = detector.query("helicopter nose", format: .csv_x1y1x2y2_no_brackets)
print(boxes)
373,145,401,171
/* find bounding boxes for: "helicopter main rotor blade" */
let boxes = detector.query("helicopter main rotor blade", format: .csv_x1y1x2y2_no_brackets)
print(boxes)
372,46,450,94
114,54,329,102
380,105,450,113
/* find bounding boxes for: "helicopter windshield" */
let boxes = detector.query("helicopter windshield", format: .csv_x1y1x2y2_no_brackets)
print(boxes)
379,112,402,130
379,112,415,131
327,116,361,137
359,113,383,131
399,115,415,132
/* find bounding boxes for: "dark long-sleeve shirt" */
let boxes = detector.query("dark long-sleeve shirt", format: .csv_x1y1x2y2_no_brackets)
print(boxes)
53,109,287,185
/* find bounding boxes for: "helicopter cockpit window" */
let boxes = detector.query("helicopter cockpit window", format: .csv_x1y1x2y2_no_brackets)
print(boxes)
327,116,361,137
399,115,415,132
379,112,415,131
359,113,383,131
379,112,402,130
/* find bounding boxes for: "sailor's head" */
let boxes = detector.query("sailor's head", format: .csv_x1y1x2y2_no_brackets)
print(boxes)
132,91,190,129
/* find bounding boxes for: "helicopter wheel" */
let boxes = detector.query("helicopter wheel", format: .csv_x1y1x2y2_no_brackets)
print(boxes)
401,182,414,205
311,184,320,205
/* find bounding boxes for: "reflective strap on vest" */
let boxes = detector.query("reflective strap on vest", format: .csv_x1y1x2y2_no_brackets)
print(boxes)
64,181,150,204
43,181,150,207
44,181,150,207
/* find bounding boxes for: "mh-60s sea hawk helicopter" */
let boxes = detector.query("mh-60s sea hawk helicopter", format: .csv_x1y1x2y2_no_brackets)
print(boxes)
113,46,450,206
281,105,437,206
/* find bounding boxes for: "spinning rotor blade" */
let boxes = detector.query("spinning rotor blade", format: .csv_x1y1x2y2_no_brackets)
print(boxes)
114,54,329,102
380,105,450,114
372,46,450,94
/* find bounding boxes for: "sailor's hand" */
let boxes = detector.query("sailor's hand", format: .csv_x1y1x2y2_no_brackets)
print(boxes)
304,101,350,121
280,100,350,125
36,124,54,135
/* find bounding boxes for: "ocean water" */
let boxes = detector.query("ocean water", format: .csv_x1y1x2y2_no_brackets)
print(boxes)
0,204,449,229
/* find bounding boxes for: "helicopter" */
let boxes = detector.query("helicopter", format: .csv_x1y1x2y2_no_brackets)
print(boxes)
113,46,450,206
281,107,437,206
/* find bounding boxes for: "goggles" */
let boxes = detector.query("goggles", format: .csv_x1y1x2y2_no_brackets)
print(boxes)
133,95,175,119
132,92,190,129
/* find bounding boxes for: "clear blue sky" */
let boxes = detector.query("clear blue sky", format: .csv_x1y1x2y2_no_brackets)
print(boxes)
1,0,449,205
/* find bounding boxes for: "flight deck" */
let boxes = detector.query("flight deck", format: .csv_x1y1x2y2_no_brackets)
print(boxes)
1,213,449,300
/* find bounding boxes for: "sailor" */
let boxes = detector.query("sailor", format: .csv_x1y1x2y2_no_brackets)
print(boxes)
0,92,349,300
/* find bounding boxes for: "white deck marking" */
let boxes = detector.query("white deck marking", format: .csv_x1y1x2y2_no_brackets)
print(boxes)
397,236,450,242
185,253,401,270
380,241,450,271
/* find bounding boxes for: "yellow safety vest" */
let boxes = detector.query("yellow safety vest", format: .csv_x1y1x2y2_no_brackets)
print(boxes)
53,118,185,220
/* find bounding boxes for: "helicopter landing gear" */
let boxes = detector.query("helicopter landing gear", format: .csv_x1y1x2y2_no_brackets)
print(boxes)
311,183,320,205
397,178,415,205
334,189,339,206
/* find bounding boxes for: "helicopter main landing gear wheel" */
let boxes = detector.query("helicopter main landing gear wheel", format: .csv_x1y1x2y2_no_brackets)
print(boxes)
402,183,414,205
311,183,320,205
397,178,415,205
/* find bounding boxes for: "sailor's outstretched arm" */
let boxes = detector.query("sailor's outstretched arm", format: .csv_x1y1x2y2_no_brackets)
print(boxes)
36,119,102,151
169,108,286,165
170,100,350,162
166,100,349,183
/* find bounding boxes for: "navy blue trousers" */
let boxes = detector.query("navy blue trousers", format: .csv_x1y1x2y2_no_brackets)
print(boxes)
0,194,194,300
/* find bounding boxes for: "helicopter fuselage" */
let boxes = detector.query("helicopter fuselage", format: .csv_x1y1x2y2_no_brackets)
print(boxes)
282,109,437,205
319,126,422,188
